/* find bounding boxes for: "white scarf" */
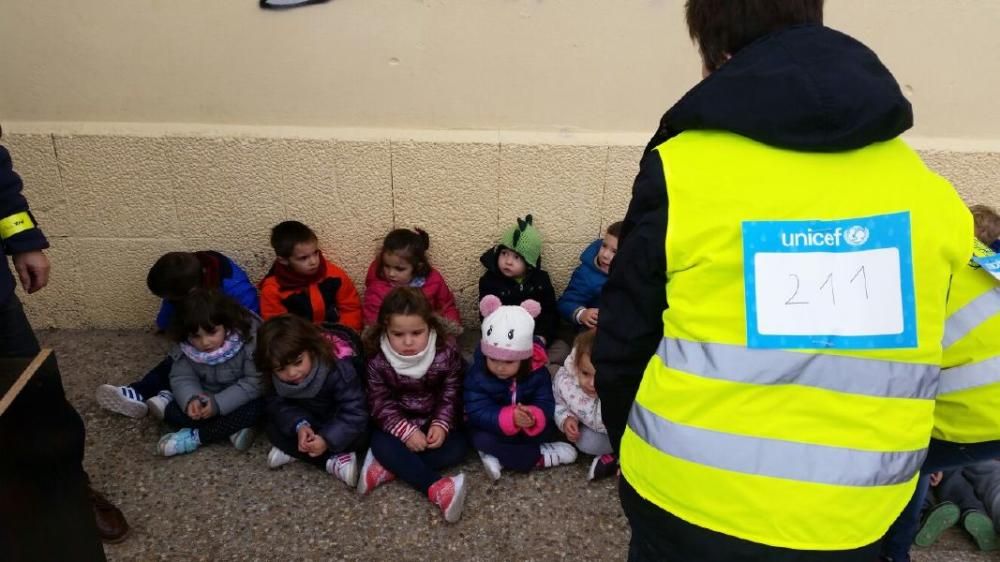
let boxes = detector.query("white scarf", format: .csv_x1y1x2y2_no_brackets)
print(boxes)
380,330,437,379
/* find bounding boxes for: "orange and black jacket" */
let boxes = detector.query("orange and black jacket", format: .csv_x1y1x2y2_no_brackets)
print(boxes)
259,256,362,332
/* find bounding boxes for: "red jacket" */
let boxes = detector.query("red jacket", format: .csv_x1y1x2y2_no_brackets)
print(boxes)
362,259,461,327
260,257,362,331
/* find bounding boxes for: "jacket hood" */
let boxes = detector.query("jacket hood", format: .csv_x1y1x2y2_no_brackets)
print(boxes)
578,240,603,272
650,25,912,153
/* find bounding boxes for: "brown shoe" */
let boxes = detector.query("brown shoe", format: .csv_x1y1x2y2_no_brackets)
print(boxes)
88,485,129,544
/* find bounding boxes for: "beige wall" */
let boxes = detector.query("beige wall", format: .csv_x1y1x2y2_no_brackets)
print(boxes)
2,1,1000,328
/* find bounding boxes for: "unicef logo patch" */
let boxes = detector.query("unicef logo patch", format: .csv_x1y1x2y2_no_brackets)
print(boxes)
844,225,870,247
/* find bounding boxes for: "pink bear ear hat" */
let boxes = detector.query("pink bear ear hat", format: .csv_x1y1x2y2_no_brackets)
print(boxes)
479,295,540,362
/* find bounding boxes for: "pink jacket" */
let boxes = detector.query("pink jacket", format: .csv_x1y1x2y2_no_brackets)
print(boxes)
363,260,461,326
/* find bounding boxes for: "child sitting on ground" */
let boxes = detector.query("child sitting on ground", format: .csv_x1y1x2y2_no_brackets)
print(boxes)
465,295,577,481
259,220,362,331
363,227,460,327
357,287,468,523
915,467,998,551
95,250,259,420
553,328,616,480
478,215,558,347
156,289,264,457
255,315,368,486
557,221,621,329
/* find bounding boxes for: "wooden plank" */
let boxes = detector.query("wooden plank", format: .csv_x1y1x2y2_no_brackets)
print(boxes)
0,348,52,416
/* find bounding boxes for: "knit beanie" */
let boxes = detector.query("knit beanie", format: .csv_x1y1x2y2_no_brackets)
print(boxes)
499,214,542,269
479,295,541,361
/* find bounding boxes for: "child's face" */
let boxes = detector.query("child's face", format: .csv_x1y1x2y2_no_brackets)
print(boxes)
486,357,520,380
280,240,321,276
387,313,430,357
596,234,618,274
188,325,226,353
498,248,527,278
382,251,414,287
274,351,313,385
576,352,597,397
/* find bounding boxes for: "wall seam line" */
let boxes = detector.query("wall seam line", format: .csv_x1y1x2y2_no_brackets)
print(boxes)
389,138,396,228
599,145,611,234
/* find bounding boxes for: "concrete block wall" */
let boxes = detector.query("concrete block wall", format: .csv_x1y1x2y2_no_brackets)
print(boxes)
6,126,1000,330
4,126,639,329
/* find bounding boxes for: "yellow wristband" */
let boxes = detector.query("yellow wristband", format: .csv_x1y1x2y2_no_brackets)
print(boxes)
0,211,35,240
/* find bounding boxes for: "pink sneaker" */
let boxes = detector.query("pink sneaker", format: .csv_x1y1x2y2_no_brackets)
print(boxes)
356,449,395,495
428,473,468,523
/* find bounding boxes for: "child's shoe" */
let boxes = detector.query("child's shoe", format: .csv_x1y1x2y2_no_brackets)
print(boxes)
357,449,395,495
428,473,468,523
588,454,618,481
914,502,960,547
229,428,256,452
326,452,359,487
539,442,578,468
478,451,502,481
145,390,173,421
267,446,296,469
96,384,148,418
963,511,999,551
157,428,200,457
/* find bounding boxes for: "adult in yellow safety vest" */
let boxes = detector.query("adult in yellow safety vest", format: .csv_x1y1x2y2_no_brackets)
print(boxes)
593,2,972,561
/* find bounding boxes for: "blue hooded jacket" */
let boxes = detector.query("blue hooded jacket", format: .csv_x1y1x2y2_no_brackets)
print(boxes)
557,239,608,323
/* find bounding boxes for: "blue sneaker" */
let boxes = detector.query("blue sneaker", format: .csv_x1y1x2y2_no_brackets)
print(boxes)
157,428,200,457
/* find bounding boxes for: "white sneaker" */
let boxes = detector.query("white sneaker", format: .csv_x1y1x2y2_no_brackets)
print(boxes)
539,442,578,468
267,446,296,469
478,451,502,481
145,390,173,421
326,452,359,487
95,384,148,418
229,428,256,451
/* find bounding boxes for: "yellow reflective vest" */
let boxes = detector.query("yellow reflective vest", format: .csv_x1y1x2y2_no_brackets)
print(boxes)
934,254,1000,443
620,130,971,551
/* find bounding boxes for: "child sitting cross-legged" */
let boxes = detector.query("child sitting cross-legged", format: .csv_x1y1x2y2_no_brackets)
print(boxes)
255,314,369,486
465,295,577,481
357,287,469,523
156,289,264,457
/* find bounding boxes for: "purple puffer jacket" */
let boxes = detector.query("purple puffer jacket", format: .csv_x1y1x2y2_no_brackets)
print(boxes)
366,342,464,442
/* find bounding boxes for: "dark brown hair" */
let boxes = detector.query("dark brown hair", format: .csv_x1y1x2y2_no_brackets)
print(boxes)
147,252,202,300
377,228,432,279
606,221,623,238
270,220,318,258
363,287,449,356
686,0,824,72
167,289,252,343
254,314,333,373
971,205,1000,245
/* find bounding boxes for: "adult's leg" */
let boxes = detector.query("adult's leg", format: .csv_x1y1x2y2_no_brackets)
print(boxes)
0,294,40,357
880,474,930,562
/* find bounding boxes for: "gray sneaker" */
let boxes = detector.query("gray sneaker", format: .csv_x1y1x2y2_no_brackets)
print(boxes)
145,390,173,421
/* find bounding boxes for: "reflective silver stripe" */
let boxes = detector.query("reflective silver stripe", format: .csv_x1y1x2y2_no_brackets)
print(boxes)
938,356,1000,395
628,402,924,487
943,289,1000,348
657,337,938,400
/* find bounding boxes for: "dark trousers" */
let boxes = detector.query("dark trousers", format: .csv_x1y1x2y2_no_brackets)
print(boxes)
265,421,368,470
469,426,555,472
369,428,468,494
163,398,264,443
129,356,172,400
881,438,1000,560
0,294,105,561
619,478,880,562
937,469,987,515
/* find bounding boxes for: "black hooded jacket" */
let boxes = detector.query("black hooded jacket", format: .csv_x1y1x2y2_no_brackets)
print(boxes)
593,25,914,455
478,246,559,343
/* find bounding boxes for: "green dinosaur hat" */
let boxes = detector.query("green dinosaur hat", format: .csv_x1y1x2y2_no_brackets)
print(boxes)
499,214,542,268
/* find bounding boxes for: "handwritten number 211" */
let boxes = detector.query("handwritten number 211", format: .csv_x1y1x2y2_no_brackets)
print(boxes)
785,266,868,306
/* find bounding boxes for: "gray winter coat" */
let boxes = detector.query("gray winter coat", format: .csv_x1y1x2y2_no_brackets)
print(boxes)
168,322,263,416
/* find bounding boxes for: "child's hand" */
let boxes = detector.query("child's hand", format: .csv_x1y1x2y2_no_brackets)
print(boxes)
929,471,944,487
580,308,599,328
297,425,316,453
304,434,328,457
186,398,202,419
426,425,447,449
514,404,535,429
562,416,580,442
186,395,212,419
405,429,428,452
199,396,215,418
